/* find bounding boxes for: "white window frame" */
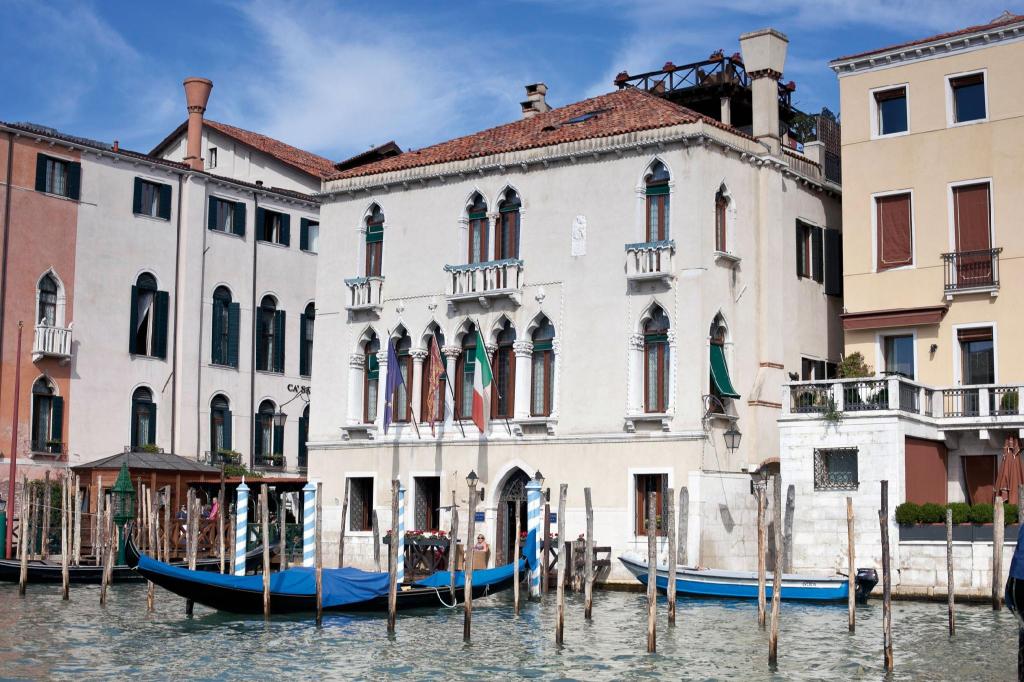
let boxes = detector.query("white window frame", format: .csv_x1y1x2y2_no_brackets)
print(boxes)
945,68,989,128
874,328,918,380
951,321,997,386
869,83,910,139
870,188,916,272
207,147,218,170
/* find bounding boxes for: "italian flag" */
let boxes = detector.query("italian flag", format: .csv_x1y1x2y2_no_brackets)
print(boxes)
471,329,493,433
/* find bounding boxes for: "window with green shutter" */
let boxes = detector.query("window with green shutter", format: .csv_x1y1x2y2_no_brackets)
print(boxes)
257,208,290,246
130,273,167,358
133,178,171,220
131,387,156,449
300,218,319,253
299,303,314,377
257,296,284,373
209,197,240,234
211,286,232,365
35,154,80,200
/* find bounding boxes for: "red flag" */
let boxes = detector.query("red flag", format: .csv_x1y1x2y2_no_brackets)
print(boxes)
425,337,445,436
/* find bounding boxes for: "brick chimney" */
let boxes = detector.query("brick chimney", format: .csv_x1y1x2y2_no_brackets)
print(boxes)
738,29,788,155
521,83,550,119
182,77,213,170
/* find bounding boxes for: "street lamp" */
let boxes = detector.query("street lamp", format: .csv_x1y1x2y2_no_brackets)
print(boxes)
533,470,544,487
273,410,288,428
724,425,742,453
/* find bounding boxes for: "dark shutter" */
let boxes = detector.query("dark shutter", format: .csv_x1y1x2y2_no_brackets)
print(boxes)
35,154,47,192
132,178,143,215
153,290,170,359
211,299,224,364
207,197,217,230
223,410,233,451
300,218,309,251
255,207,266,241
273,423,284,456
254,417,263,458
227,302,240,367
298,415,308,468
51,396,64,441
811,226,824,283
147,403,158,445
299,314,310,377
795,223,804,278
158,183,172,220
233,202,246,236
129,285,140,353
824,228,843,296
273,309,286,372
279,214,291,247
67,162,81,201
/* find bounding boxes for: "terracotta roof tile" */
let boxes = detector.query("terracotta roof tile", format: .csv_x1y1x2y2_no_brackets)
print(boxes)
832,12,1024,63
203,120,337,179
329,88,732,181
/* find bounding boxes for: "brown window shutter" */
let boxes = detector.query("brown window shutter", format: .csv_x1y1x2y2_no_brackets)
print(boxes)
876,193,912,270
956,326,992,342
953,183,991,252
951,73,984,89
874,86,906,102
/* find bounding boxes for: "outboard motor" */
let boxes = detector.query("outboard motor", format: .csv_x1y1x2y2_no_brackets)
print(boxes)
854,568,879,603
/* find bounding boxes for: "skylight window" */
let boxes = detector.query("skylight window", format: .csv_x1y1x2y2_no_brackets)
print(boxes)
563,108,609,125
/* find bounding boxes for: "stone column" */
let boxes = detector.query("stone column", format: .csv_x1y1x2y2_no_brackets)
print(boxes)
410,349,427,424
628,333,645,415
513,341,533,419
550,338,562,418
347,353,365,424
442,346,461,427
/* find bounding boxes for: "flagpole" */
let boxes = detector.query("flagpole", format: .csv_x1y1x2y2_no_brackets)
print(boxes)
434,331,465,438
474,318,513,437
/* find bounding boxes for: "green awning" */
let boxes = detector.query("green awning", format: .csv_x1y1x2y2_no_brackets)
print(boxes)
710,344,740,399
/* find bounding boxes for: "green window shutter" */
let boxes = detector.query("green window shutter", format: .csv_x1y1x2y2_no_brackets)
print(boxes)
50,396,64,441
233,202,246,236
366,224,383,243
645,183,669,196
254,417,264,458
299,314,310,376
298,415,308,466
128,285,139,353
279,213,291,246
273,309,286,372
255,207,266,240
227,303,241,367
223,410,233,450
207,197,217,230
709,344,741,399
67,162,81,200
300,218,309,251
811,226,824,283
367,352,379,379
795,224,804,278
211,299,224,364
273,423,284,456
158,183,172,220
147,403,157,445
35,154,48,192
824,228,843,297
153,290,170,359
132,178,143,215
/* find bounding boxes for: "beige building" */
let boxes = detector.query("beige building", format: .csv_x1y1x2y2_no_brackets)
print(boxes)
779,13,1024,595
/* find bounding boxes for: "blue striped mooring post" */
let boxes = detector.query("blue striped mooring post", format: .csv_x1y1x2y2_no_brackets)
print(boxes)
526,477,542,597
302,482,316,568
396,483,406,585
233,480,249,577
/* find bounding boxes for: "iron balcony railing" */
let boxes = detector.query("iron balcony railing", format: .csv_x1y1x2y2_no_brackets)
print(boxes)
942,247,1002,293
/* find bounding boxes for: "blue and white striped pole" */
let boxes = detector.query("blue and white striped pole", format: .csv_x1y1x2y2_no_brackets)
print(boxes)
526,478,541,597
396,483,406,585
233,480,249,576
302,482,316,568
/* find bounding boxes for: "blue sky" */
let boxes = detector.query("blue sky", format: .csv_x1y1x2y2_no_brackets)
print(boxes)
0,1,1013,161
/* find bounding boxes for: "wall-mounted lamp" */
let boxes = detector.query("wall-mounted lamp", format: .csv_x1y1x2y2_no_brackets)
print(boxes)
930,343,938,355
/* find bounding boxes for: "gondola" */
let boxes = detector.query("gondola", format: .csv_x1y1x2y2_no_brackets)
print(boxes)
126,529,538,614
619,554,878,603
0,544,269,584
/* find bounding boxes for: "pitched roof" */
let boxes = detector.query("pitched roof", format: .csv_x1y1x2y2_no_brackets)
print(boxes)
832,12,1024,63
329,87,728,181
150,119,337,179
334,141,403,173
72,450,221,473
1,121,190,172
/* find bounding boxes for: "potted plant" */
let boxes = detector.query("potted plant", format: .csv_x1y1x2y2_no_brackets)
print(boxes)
216,448,241,465
1000,389,1019,414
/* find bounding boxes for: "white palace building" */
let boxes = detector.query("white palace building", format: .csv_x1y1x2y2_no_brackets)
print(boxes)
308,29,844,577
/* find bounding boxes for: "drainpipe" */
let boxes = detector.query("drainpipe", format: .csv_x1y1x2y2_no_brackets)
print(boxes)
249,191,260,469
0,131,14,413
195,190,209,462
170,172,185,456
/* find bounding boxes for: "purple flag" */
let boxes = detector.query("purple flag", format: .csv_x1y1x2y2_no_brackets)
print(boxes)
382,336,404,434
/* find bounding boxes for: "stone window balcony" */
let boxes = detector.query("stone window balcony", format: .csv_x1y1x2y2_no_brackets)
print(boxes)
32,324,72,362
344,276,384,313
625,240,675,284
444,259,523,307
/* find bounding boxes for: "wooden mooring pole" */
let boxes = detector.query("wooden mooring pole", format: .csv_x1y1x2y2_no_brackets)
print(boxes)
846,496,855,633
768,474,783,668
645,491,657,654
185,489,196,616
278,492,287,572
315,481,324,627
513,505,521,616
73,474,81,566
946,507,955,636
41,470,50,561
95,477,103,566
100,507,112,606
373,509,382,572
162,489,170,565
584,487,594,621
148,490,157,612
678,486,689,566
18,476,28,595
464,476,478,643
666,487,677,626
449,491,458,598
261,485,271,620
542,500,551,597
61,473,69,600
387,480,399,635
994,495,1004,611
757,481,767,628
218,468,225,574
338,479,349,569
879,479,893,672
555,483,567,645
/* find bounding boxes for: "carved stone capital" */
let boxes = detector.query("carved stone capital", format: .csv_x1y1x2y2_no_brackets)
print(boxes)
442,345,462,359
376,350,388,364
409,349,428,362
513,341,534,357
628,333,645,351
349,353,366,369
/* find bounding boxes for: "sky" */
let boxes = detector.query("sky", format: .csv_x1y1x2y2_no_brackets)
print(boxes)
0,1,1014,161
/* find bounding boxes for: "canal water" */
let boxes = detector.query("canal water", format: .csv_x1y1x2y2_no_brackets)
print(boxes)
0,583,1016,680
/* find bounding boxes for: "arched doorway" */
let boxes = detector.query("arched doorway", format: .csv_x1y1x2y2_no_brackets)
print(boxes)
495,468,530,565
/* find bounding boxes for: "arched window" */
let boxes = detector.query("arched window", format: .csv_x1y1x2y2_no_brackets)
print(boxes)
467,193,489,264
31,377,63,453
421,327,446,425
365,205,384,277
456,324,478,420
298,404,310,470
495,189,521,261
492,320,516,419
38,274,58,327
645,161,670,242
715,187,729,253
131,387,156,449
531,317,555,417
130,273,168,358
211,286,239,367
392,331,413,423
363,332,380,424
644,306,670,413
257,295,284,373
300,302,315,377
254,399,283,467
210,394,232,456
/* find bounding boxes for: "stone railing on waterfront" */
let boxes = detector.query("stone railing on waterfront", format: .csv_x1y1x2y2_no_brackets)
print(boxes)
32,324,72,362
624,240,675,283
443,259,523,305
344,276,384,313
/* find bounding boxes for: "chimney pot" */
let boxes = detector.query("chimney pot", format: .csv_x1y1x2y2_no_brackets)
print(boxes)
739,28,788,155
521,83,550,119
112,140,119,152
182,77,213,170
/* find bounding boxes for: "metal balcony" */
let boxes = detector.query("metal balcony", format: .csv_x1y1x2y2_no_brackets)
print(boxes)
942,247,1001,297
